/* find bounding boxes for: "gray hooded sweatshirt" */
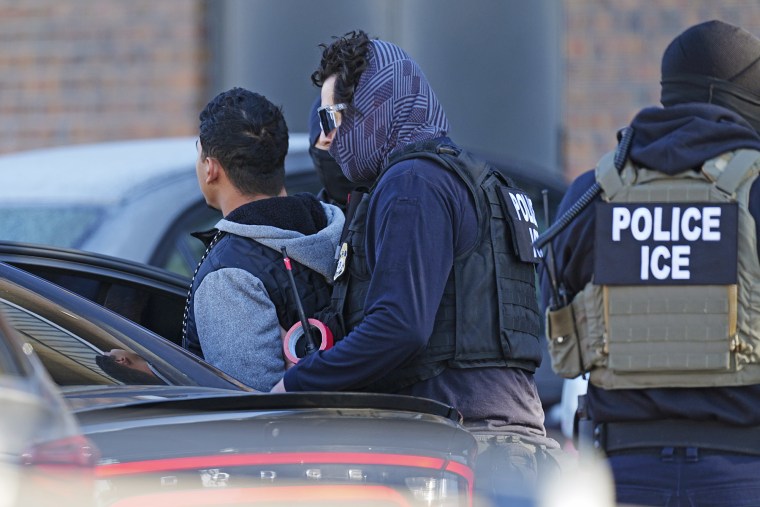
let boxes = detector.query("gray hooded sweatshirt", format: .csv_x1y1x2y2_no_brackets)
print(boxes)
193,200,344,391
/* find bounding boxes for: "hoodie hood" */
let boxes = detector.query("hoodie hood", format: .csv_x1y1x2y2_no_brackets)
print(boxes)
215,195,344,279
629,102,760,174
329,39,449,183
660,20,760,133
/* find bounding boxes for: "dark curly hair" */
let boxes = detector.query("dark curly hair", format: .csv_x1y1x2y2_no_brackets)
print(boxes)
311,30,372,107
199,87,289,196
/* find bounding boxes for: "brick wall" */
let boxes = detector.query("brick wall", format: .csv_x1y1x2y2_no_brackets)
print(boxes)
562,0,760,180
0,0,206,154
3,0,760,177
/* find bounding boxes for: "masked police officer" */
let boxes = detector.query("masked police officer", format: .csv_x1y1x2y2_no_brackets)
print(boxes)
274,30,560,503
540,20,760,506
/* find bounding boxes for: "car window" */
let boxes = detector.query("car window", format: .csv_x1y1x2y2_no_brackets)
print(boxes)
0,275,200,387
151,169,322,277
0,206,104,249
0,297,167,386
0,315,28,377
25,269,187,346
0,263,250,391
151,203,221,277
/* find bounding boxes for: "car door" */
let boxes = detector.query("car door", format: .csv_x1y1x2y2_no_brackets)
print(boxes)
0,258,249,391
0,241,188,346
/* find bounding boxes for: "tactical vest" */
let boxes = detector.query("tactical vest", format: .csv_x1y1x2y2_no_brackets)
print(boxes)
185,235,332,358
546,149,760,389
331,138,542,393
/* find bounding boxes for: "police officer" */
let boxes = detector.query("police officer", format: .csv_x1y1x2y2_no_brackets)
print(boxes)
273,30,559,502
539,20,760,505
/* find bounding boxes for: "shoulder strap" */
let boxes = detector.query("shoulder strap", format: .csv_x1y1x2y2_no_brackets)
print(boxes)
340,189,367,244
383,138,493,228
594,126,641,201
594,151,625,200
703,149,760,195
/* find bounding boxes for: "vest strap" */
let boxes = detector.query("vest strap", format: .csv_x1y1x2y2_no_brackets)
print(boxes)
716,149,760,194
595,152,624,199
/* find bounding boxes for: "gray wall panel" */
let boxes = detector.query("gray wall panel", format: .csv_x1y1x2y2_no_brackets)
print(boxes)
208,0,561,174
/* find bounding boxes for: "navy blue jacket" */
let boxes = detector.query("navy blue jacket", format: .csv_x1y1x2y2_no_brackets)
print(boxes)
540,103,760,425
284,153,551,442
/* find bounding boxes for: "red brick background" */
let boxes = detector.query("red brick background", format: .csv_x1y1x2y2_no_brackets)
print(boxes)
563,1,760,180
0,0,206,154
2,1,760,185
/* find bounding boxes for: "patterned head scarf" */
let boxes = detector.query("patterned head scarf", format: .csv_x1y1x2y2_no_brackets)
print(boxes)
328,40,450,183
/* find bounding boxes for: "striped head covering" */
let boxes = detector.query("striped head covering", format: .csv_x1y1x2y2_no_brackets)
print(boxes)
328,40,450,183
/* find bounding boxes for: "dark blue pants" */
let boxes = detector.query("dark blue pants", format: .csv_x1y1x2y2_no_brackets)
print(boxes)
609,448,760,507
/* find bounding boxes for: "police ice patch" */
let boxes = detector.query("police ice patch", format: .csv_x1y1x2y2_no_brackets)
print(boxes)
594,202,738,285
498,188,542,264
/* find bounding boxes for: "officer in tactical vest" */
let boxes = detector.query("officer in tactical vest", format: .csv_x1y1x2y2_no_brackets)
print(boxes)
271,30,560,502
539,20,760,505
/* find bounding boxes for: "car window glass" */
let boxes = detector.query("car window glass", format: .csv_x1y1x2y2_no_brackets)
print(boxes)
0,268,221,389
162,218,220,278
151,168,322,277
0,206,103,249
0,323,25,377
151,203,221,277
25,269,187,346
0,297,167,386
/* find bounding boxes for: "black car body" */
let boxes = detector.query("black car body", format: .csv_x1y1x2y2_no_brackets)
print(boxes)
69,389,477,507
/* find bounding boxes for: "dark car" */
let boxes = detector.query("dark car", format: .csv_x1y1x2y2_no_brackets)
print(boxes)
0,305,98,507
0,248,478,506
69,389,477,507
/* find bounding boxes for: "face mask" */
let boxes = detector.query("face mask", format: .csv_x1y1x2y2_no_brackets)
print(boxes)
309,145,358,208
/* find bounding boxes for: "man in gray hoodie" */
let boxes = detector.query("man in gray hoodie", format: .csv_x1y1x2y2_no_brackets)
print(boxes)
181,87,344,392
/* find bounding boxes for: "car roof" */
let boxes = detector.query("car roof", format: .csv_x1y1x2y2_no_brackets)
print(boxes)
0,134,311,205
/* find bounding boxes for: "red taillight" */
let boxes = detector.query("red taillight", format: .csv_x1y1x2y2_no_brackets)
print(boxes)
22,434,99,468
96,452,470,479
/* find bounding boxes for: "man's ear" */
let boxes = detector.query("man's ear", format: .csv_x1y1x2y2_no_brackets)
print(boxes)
205,157,222,184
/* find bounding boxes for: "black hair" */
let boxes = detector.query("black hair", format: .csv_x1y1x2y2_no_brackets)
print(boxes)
95,354,164,386
199,87,289,196
311,30,372,107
